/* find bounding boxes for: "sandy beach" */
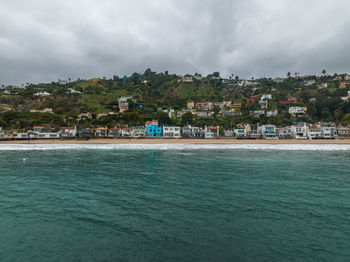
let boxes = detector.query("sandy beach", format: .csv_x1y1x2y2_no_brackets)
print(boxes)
1,138,350,144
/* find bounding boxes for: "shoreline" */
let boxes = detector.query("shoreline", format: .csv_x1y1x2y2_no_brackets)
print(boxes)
1,138,350,144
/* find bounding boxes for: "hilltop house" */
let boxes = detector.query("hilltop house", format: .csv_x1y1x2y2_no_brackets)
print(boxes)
146,120,162,137
251,110,265,117
77,113,92,121
180,76,194,83
30,108,53,114
119,101,129,113
187,101,195,109
261,94,272,100
163,126,181,138
339,82,347,89
280,98,297,104
304,79,316,86
246,96,258,105
289,106,307,116
118,96,133,102
34,91,51,97
267,110,278,117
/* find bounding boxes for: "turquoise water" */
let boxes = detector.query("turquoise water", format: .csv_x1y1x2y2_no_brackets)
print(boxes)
0,145,350,261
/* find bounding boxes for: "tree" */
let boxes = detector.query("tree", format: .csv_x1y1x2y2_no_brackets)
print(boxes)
322,69,326,76
156,111,170,125
181,112,193,125
287,72,291,78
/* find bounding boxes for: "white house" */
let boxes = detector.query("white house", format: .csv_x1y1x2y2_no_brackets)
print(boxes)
61,127,77,138
267,110,278,117
291,123,309,139
289,106,307,116
308,127,322,139
131,126,146,137
34,91,51,97
304,79,316,86
321,125,337,139
318,83,328,89
163,126,181,138
17,131,60,139
234,128,247,138
118,96,133,102
261,94,272,100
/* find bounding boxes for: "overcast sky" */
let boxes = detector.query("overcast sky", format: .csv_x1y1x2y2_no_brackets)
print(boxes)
1,0,350,85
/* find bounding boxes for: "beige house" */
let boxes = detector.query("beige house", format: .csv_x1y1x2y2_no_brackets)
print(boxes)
119,101,129,113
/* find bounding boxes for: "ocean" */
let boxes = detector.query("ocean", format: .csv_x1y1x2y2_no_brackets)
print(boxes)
0,144,349,262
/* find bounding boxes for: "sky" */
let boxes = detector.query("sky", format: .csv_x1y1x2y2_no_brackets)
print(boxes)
1,0,350,85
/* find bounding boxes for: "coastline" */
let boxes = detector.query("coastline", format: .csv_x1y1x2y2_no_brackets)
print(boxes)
1,138,350,144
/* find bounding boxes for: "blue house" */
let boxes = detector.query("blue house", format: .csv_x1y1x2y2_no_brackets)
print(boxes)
146,120,162,137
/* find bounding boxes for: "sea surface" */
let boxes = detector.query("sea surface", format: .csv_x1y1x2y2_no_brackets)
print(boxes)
0,144,350,262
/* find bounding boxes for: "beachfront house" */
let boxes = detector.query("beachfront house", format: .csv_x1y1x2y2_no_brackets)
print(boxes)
61,127,77,138
33,126,52,133
95,127,108,137
204,126,219,138
163,126,181,138
291,123,309,139
109,128,121,138
337,126,350,138
234,128,247,138
121,127,133,137
146,120,162,137
278,127,292,139
245,124,261,139
224,128,234,137
182,125,204,138
131,126,146,137
25,130,60,139
321,124,337,139
77,128,92,139
308,126,322,139
261,125,278,139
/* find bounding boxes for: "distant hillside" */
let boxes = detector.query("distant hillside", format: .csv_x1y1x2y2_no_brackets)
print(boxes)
0,69,350,129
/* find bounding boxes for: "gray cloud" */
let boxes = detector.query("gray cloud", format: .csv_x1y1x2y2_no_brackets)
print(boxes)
1,0,350,85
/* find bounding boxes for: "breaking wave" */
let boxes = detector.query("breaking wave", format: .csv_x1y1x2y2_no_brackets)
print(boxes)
0,143,350,151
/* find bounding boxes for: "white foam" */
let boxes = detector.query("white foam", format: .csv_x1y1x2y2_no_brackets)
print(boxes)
0,143,349,151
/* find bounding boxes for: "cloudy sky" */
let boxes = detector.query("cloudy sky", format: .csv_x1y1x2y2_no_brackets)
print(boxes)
1,0,350,85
